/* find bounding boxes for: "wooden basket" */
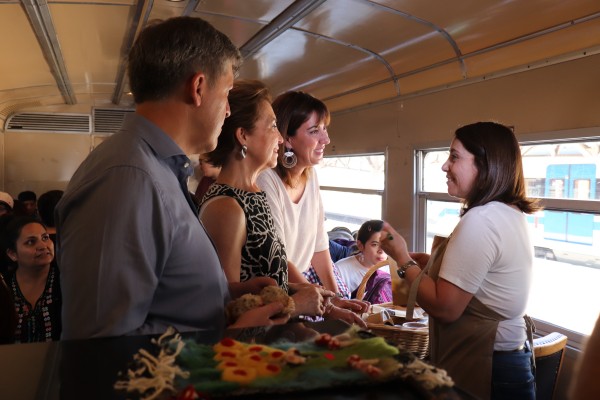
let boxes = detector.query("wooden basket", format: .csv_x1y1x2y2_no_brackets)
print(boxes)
356,260,430,359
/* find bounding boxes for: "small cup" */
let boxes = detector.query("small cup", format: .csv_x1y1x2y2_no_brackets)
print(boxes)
402,322,427,329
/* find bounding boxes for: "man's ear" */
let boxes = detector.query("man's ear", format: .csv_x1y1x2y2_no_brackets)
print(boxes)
190,72,207,107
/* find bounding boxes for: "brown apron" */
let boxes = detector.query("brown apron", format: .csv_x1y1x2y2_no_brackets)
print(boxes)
426,236,505,400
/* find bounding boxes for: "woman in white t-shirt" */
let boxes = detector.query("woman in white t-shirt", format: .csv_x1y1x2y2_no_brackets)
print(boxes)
257,91,368,327
381,122,540,399
336,220,391,304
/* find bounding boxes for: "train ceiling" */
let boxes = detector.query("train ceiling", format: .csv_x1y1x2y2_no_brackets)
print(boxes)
1,0,599,123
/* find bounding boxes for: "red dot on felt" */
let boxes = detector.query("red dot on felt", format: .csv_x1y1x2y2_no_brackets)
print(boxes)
324,353,335,360
221,338,235,347
234,369,248,376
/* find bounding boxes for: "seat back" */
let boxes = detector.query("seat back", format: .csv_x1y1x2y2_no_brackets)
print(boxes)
534,332,568,400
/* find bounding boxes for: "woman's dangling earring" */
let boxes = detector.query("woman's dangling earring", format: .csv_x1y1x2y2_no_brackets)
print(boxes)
359,253,365,263
282,147,297,168
241,144,247,159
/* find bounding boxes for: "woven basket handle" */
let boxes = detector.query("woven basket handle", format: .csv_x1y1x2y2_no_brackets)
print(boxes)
355,259,396,301
405,262,430,321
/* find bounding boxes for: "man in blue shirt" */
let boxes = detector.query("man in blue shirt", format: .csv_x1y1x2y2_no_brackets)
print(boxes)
56,17,285,339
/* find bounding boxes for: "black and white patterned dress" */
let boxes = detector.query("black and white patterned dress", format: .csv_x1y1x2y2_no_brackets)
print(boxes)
202,183,289,292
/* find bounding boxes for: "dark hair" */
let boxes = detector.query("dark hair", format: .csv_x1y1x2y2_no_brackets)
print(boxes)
37,190,64,228
1,216,47,254
205,80,272,167
454,122,541,215
18,191,36,202
272,91,330,186
356,220,384,245
128,17,242,103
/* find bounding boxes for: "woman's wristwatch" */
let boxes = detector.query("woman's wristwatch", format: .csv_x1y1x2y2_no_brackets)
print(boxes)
397,260,418,279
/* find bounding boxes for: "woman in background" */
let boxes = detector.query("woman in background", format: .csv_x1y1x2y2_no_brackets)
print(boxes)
1,215,61,342
257,91,368,323
199,80,333,319
381,122,539,399
336,220,391,304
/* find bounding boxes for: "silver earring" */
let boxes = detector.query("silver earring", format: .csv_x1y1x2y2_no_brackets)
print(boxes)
282,148,297,168
241,145,247,159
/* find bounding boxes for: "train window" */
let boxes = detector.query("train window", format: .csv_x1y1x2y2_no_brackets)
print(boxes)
316,154,385,232
418,140,600,336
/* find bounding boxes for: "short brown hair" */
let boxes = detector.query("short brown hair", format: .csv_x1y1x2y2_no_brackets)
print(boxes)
205,80,272,167
128,17,242,103
455,122,541,215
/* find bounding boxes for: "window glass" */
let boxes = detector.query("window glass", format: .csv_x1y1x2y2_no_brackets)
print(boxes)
315,154,385,233
422,151,449,193
317,155,385,190
521,142,600,200
321,190,382,232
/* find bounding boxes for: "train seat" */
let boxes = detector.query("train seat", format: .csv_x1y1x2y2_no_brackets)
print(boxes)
534,332,568,400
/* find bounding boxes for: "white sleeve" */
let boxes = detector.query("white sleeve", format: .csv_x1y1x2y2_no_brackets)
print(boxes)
439,209,500,294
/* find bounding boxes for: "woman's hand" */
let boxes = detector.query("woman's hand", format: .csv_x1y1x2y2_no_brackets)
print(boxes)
379,221,411,264
324,304,367,328
229,277,278,298
289,283,334,317
331,297,370,314
229,302,290,329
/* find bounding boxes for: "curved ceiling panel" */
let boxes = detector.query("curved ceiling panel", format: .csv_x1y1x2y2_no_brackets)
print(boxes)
51,4,131,84
465,18,600,78
398,62,465,95
294,0,457,74
194,12,266,48
324,81,398,113
239,28,392,98
196,0,295,21
1,0,600,123
0,5,54,90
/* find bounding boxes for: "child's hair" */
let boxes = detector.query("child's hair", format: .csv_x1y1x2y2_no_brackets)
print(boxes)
356,220,384,245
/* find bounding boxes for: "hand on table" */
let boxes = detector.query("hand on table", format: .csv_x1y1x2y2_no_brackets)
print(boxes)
289,283,335,317
229,302,290,329
332,297,370,314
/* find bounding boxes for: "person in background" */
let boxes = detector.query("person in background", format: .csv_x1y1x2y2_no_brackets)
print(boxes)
336,220,391,304
200,79,333,318
0,215,61,342
37,190,63,244
56,17,286,340
17,191,38,217
327,227,357,263
193,156,222,204
380,122,539,399
0,191,14,217
257,91,368,322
